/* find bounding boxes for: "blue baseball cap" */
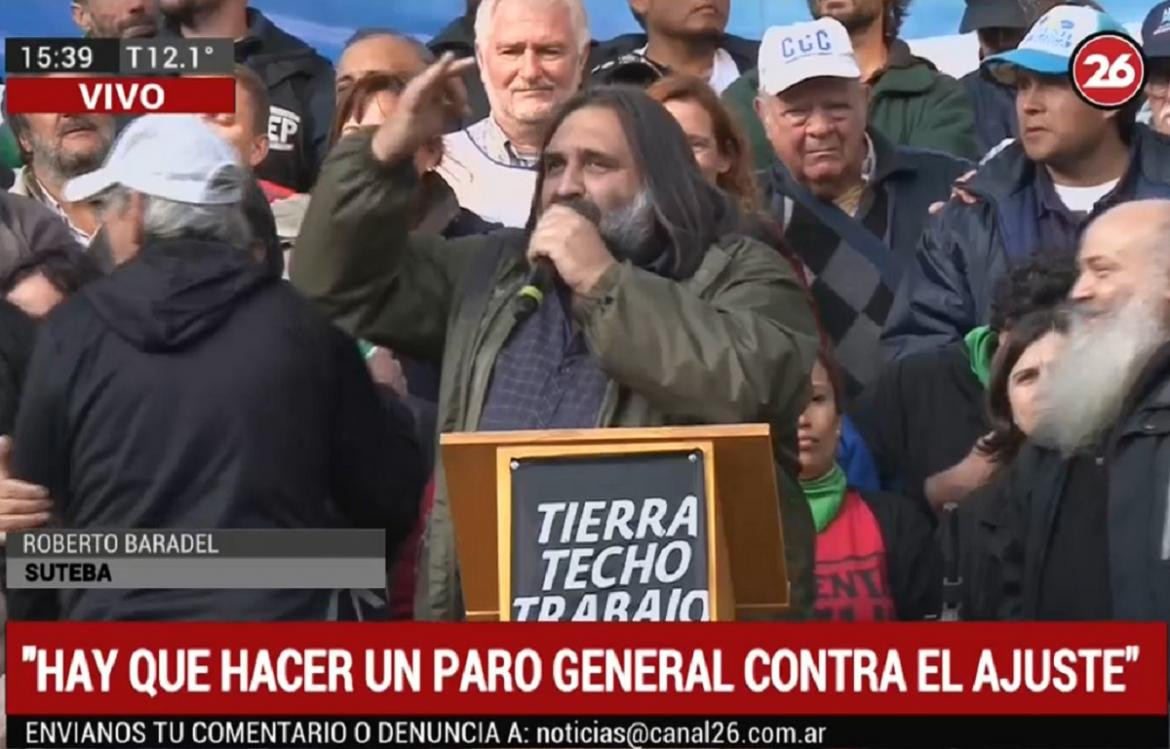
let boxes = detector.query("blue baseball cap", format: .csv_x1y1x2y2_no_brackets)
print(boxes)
1142,1,1170,60
983,4,1128,82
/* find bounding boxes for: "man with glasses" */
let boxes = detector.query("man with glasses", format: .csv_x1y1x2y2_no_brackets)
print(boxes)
1142,1,1170,136
754,19,968,397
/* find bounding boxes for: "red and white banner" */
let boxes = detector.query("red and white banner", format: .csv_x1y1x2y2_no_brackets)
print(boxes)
8,622,1166,716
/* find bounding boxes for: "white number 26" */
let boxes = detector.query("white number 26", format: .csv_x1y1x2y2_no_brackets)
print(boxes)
1083,53,1137,89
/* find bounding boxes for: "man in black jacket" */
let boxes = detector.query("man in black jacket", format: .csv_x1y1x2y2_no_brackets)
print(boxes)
999,199,1170,623
957,0,1029,156
588,0,755,93
882,3,1169,361
754,18,969,396
160,0,335,193
6,114,423,622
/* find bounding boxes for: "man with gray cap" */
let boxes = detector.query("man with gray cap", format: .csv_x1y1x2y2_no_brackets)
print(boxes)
4,114,424,623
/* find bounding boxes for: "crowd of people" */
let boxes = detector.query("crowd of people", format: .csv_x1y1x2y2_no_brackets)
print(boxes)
0,0,1168,640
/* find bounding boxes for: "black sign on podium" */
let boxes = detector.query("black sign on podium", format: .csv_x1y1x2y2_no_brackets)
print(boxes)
505,449,710,622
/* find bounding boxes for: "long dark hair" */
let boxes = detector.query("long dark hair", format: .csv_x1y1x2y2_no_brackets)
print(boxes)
984,307,1070,463
526,86,738,281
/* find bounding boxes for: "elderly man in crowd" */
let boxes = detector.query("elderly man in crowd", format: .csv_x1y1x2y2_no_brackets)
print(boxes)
6,115,424,622
998,200,1170,627
883,4,1170,359
438,0,591,227
291,54,821,621
1142,1,1170,137
725,0,977,175
3,87,115,247
754,18,968,396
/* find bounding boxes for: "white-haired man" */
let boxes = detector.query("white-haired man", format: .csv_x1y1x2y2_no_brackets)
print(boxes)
998,199,1170,626
4,114,424,623
438,0,591,227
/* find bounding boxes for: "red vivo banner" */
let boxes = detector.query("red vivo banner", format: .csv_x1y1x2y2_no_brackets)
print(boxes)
7,622,1167,717
4,76,234,114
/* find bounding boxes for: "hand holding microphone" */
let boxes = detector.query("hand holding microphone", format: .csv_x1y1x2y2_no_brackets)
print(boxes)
517,199,615,319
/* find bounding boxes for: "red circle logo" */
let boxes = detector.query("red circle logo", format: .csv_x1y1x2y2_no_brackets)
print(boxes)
1070,32,1146,108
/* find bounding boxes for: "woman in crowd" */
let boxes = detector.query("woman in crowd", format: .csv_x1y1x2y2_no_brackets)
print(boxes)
649,74,882,492
798,346,941,620
957,307,1070,619
646,75,759,213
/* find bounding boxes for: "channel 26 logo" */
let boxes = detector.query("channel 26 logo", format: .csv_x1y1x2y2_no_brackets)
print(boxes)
1070,31,1146,108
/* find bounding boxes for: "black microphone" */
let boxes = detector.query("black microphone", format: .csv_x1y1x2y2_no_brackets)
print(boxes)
515,199,601,321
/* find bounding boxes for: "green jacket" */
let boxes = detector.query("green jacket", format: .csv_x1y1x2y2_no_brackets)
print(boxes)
290,133,821,621
724,40,979,175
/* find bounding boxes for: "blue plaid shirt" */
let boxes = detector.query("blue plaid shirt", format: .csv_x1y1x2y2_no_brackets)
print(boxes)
478,287,609,431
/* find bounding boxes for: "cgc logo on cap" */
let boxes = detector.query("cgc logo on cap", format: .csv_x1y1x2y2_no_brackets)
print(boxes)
1071,32,1146,108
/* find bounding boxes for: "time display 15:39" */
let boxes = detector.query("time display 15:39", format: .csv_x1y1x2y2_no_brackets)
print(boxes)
4,38,115,74
19,42,95,71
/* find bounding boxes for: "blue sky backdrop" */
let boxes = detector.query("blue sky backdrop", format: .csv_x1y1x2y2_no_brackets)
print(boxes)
0,0,1157,67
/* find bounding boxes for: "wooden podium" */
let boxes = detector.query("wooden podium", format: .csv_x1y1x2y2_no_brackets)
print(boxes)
439,424,789,622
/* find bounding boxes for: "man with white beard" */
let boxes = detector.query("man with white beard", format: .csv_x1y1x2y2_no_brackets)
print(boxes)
998,200,1170,624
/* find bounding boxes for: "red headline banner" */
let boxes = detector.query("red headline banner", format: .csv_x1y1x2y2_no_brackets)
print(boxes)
4,76,234,114
8,622,1166,717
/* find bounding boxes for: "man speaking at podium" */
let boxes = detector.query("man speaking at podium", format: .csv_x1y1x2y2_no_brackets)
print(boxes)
291,55,821,621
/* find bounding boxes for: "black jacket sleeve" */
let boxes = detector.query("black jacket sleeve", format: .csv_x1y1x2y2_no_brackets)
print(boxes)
327,325,425,556
863,491,943,620
956,473,1012,620
305,59,336,174
10,318,71,505
851,363,909,492
881,208,978,361
7,317,70,621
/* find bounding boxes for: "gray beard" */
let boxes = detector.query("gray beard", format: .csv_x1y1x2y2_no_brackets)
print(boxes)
1033,296,1169,457
599,190,659,267
29,135,108,183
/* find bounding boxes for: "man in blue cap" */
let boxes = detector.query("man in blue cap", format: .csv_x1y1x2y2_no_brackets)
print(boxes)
1142,0,1170,135
957,0,1031,155
882,3,1170,359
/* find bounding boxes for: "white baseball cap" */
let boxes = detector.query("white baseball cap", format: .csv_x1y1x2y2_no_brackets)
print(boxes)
758,18,861,96
65,114,243,205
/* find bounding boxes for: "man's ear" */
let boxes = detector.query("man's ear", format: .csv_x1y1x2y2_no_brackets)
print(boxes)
71,2,93,35
753,94,772,126
250,134,270,169
629,0,651,19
